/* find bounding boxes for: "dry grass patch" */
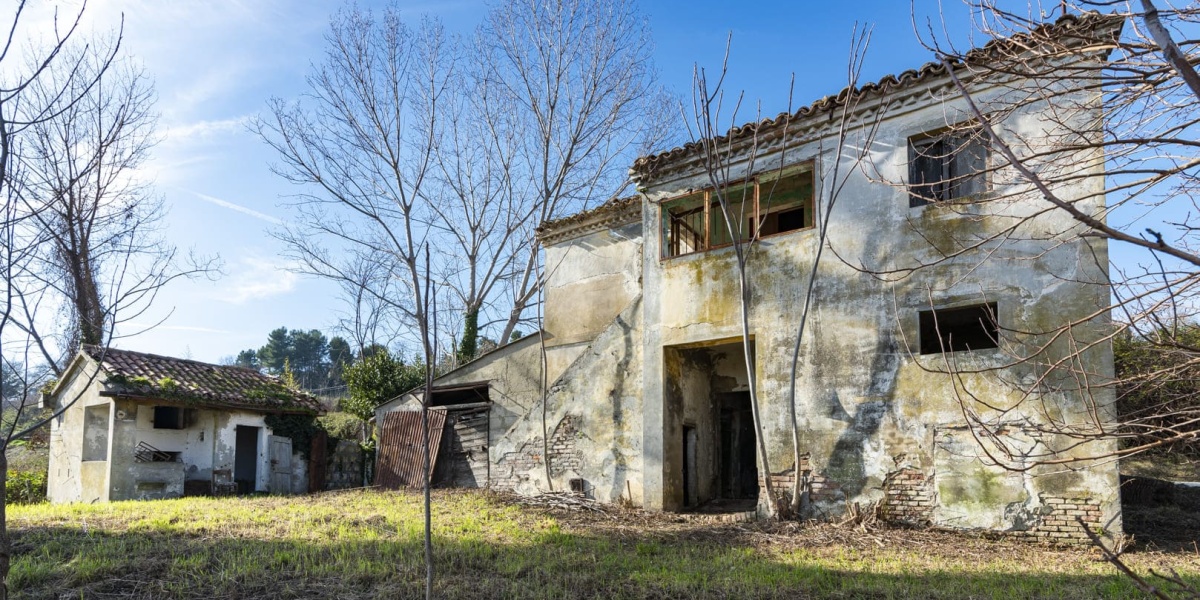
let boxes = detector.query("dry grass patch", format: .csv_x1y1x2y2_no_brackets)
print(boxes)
8,489,1199,599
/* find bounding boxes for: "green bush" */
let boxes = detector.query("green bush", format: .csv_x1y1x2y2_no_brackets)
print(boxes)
7,470,46,504
317,411,362,440
341,350,424,422
1114,326,1200,457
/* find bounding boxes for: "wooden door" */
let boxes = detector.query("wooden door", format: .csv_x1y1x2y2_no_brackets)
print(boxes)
269,435,293,494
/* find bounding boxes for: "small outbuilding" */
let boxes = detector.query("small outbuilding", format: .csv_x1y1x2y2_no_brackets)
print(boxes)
44,345,323,503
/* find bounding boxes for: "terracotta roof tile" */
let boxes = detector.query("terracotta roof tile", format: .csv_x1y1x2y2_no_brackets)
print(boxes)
536,196,641,243
630,12,1121,178
81,345,323,414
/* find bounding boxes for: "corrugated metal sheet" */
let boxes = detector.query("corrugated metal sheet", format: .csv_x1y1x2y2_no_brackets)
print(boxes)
375,410,447,489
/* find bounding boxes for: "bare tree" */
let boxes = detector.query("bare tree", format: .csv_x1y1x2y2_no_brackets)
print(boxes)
866,3,1200,473
782,27,881,516
262,0,669,371
333,256,407,355
12,35,218,373
255,10,454,594
470,0,672,347
256,6,452,356
428,53,531,363
0,3,126,596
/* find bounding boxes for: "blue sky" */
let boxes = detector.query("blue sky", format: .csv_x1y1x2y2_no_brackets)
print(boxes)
30,0,993,363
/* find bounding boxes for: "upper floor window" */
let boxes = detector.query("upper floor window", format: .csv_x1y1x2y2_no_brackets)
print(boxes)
908,128,988,207
661,165,814,259
918,303,999,354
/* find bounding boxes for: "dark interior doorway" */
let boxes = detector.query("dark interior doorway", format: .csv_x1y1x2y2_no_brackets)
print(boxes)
682,425,698,507
234,425,260,494
665,340,759,513
719,392,759,500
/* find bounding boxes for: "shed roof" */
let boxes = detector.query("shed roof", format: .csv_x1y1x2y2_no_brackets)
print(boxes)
75,345,323,414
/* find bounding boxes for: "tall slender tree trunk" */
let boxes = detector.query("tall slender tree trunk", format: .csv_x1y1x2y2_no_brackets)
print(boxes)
0,452,10,600
734,251,775,514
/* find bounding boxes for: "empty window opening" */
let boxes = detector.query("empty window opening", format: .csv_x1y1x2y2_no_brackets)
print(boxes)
569,478,586,495
427,383,489,408
153,406,185,430
663,193,705,257
919,303,999,354
708,184,754,248
757,169,814,236
661,164,815,258
908,128,988,207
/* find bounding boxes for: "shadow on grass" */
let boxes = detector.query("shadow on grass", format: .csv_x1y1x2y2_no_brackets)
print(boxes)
9,520,1191,600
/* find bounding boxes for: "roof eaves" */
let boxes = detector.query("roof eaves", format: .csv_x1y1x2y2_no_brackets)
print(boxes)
629,12,1123,183
536,197,642,245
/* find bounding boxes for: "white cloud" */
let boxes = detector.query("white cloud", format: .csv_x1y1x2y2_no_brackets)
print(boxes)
164,116,249,143
124,323,236,335
220,256,300,304
186,190,283,225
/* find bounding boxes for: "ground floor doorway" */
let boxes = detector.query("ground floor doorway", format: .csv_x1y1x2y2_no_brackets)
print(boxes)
234,425,260,494
664,340,759,513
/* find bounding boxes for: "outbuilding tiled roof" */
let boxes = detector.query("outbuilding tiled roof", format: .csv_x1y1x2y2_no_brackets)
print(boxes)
536,196,641,244
80,345,323,414
630,12,1121,179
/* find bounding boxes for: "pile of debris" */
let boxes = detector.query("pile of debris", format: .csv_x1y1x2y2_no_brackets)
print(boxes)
514,491,614,516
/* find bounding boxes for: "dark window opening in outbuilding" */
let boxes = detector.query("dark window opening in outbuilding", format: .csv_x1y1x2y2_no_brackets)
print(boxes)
919,303,999,354
153,406,185,430
428,384,490,408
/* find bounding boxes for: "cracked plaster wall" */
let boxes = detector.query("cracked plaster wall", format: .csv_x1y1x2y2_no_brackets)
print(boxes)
638,78,1121,535
47,361,110,504
375,223,645,503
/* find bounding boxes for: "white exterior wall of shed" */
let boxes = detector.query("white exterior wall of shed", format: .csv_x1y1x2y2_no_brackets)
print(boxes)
47,360,111,504
214,412,273,493
46,355,301,501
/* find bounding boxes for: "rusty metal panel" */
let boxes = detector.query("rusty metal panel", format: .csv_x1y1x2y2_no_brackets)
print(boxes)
375,410,446,489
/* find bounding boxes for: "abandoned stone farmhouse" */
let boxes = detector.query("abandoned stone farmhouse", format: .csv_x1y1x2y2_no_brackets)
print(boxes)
44,346,323,503
376,14,1122,540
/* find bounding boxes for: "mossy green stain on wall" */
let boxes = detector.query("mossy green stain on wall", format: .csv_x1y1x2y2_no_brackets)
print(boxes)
939,466,1026,507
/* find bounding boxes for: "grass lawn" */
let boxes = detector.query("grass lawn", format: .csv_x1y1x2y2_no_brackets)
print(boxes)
9,489,1200,599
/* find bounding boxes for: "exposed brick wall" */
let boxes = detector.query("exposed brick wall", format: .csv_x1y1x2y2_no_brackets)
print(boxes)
548,415,582,477
491,414,582,490
880,467,934,525
759,456,845,509
1022,496,1104,542
753,456,849,513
